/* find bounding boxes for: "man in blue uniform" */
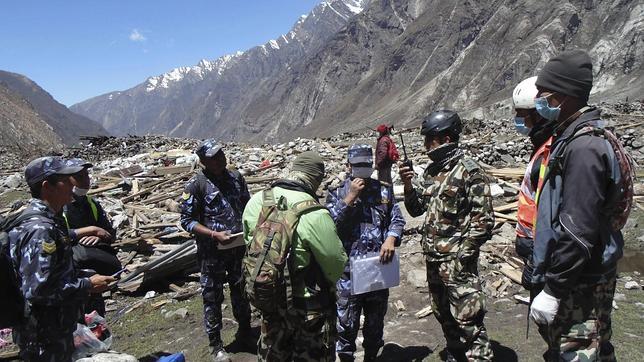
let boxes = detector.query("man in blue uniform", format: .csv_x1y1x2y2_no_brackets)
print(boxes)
326,144,406,361
179,139,252,362
8,156,115,361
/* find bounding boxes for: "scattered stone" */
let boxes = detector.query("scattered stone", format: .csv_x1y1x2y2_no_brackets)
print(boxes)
393,300,406,311
165,307,189,319
415,305,434,319
406,269,427,289
613,293,627,302
144,291,156,299
625,281,641,290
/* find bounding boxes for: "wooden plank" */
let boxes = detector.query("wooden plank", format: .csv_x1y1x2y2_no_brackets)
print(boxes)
494,211,517,222
494,201,518,213
88,183,120,195
150,164,192,176
499,263,522,284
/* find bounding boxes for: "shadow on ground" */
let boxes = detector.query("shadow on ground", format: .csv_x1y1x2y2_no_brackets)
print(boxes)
490,340,518,361
378,342,432,361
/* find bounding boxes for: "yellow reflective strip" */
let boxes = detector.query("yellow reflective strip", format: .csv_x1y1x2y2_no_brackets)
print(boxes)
87,195,99,222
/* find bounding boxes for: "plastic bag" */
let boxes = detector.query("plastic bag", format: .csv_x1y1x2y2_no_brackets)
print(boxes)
350,252,400,295
72,311,113,360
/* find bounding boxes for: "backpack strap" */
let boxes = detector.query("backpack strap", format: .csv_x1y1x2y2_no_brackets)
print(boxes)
290,199,325,217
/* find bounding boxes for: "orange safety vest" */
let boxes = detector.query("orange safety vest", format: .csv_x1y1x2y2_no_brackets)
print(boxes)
516,136,553,239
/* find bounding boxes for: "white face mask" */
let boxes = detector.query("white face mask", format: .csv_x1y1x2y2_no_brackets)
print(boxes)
351,166,374,179
72,186,89,196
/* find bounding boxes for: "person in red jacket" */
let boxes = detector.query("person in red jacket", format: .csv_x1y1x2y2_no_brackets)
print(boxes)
374,124,399,184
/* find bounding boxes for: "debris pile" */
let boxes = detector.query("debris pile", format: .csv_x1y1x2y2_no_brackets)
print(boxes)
0,102,642,327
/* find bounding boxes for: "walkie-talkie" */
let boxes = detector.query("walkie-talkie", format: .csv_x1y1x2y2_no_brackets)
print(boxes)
399,133,412,169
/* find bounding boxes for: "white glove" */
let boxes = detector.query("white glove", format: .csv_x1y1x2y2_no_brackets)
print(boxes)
530,290,560,325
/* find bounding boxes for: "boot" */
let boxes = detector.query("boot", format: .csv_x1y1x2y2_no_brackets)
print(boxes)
209,346,232,362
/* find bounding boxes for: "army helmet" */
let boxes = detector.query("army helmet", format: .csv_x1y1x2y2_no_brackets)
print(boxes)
420,109,462,137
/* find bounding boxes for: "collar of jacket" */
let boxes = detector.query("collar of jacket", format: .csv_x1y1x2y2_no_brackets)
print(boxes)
554,107,599,140
202,168,230,184
271,179,318,200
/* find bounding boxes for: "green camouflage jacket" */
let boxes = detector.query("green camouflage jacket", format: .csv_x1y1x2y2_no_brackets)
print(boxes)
404,155,494,262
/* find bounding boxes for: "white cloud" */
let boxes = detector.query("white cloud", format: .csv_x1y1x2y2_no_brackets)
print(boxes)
129,29,146,42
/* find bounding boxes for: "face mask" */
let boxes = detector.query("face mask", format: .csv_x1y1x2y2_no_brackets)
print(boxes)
534,96,561,121
513,117,531,136
351,167,374,179
72,186,89,196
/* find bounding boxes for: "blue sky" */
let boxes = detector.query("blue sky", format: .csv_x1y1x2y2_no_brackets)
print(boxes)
0,0,320,106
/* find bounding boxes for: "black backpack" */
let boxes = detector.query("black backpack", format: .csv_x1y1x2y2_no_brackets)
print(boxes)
0,210,41,328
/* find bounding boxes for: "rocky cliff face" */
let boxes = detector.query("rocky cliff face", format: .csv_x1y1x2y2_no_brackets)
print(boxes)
72,0,643,142
0,70,109,145
0,83,62,154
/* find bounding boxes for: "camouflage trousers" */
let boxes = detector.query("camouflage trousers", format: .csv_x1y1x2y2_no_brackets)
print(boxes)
537,277,617,362
258,302,337,361
426,257,494,361
200,246,251,349
336,273,389,360
13,305,80,362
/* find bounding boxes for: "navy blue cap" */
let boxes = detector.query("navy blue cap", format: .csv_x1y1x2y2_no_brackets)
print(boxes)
347,144,373,164
25,156,84,187
195,139,223,158
66,158,93,169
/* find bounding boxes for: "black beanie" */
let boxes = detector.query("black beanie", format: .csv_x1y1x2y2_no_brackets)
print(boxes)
536,50,593,102
292,151,325,180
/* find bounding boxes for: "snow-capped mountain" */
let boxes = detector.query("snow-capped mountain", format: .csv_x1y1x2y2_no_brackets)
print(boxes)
72,0,643,142
72,0,369,138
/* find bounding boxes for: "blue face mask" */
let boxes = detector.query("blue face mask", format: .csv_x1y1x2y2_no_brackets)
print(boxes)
513,117,531,136
534,96,561,121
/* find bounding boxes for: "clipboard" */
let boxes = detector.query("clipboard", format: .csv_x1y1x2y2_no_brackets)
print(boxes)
216,231,246,250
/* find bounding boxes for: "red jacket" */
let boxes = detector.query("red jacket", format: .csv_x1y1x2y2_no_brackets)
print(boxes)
375,135,399,168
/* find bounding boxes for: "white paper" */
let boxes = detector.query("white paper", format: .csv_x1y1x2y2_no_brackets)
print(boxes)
216,232,246,250
350,252,400,295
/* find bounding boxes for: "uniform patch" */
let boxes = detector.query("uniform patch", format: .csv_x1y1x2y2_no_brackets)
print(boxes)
461,157,480,173
42,241,57,254
182,192,191,200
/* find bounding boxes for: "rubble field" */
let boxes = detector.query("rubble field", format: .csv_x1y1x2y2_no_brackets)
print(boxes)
1,102,643,361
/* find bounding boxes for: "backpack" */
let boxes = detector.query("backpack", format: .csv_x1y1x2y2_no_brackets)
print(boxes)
388,139,400,162
551,124,636,230
0,210,42,328
242,189,325,315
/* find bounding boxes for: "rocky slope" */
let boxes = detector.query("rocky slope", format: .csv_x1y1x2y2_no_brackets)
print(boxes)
72,0,643,142
0,83,62,154
0,70,109,145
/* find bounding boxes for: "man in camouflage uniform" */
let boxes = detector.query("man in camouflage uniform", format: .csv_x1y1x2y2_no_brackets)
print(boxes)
326,144,406,361
8,156,115,361
399,110,495,361
180,140,252,362
243,151,347,361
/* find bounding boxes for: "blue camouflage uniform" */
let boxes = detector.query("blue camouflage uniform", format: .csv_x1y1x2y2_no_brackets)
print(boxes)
325,144,405,361
9,200,90,361
179,140,252,351
8,156,88,362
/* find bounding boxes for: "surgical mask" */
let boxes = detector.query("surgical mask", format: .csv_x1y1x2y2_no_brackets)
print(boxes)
513,117,531,136
351,166,374,179
534,96,561,121
72,186,89,196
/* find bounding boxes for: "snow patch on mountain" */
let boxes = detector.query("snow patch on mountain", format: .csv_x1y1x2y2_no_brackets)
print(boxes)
145,52,244,92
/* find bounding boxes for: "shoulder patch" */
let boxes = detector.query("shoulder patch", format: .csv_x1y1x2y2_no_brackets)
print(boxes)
461,157,480,173
182,192,191,200
42,241,57,254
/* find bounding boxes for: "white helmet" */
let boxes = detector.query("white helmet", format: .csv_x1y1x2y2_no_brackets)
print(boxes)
512,76,538,109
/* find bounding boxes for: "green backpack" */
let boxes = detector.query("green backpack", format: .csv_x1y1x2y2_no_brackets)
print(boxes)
243,188,324,315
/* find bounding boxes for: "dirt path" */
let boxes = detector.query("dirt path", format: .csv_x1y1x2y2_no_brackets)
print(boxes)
108,237,644,361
